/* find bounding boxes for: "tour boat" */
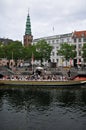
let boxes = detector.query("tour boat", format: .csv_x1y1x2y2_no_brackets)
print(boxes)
0,80,86,88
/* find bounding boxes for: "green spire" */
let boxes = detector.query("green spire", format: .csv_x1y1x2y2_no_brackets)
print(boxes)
25,12,32,35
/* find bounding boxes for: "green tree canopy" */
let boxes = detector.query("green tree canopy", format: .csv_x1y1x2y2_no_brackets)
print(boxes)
58,43,76,61
22,45,36,62
0,39,53,65
0,43,5,58
0,41,23,60
35,39,53,64
5,41,23,60
82,43,86,62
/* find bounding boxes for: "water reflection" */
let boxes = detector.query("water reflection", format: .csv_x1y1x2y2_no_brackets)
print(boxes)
0,88,86,111
0,88,53,112
55,90,76,107
0,87,86,130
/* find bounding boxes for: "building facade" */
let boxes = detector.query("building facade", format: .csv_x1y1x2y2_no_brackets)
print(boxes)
23,12,86,67
33,30,86,67
72,31,86,66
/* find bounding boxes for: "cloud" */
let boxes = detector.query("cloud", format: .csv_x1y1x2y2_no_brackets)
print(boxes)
0,0,86,41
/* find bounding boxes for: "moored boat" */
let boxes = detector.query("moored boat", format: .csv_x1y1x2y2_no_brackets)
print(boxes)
72,72,86,81
0,80,86,88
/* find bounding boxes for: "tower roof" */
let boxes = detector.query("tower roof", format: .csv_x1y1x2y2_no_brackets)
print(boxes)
25,12,32,35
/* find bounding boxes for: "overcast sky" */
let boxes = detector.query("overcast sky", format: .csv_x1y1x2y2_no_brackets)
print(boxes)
0,0,86,41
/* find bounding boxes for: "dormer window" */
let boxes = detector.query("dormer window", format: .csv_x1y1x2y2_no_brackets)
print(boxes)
82,33,84,37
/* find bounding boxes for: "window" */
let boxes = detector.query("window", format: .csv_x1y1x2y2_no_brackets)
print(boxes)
74,38,76,43
56,40,58,43
67,38,69,43
83,38,86,42
52,40,55,44
79,51,81,56
52,52,54,56
79,38,81,42
78,44,82,49
47,40,50,44
56,46,59,49
57,59,58,62
61,39,64,43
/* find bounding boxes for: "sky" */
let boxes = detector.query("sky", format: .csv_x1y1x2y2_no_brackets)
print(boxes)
0,0,86,42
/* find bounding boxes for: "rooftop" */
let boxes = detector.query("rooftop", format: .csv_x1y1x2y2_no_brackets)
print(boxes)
73,30,86,38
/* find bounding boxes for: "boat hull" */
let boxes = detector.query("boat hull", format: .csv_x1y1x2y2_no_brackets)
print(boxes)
0,80,86,88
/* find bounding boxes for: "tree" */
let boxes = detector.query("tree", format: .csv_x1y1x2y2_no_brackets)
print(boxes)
0,43,5,58
35,39,53,65
22,45,36,62
58,43,76,65
4,41,23,60
82,43,86,62
0,39,53,66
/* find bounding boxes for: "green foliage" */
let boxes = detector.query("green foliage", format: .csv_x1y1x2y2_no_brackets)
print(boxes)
58,43,76,61
0,39,53,64
82,43,86,62
6,41,23,60
0,41,23,60
22,45,36,61
35,39,53,63
0,43,5,58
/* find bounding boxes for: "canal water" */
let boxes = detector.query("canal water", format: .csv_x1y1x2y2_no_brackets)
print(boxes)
0,86,86,130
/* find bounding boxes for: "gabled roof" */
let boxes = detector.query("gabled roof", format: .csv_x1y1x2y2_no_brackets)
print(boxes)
73,30,86,38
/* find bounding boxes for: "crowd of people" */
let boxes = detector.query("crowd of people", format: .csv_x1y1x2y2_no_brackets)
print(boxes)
1,73,68,81
0,66,71,81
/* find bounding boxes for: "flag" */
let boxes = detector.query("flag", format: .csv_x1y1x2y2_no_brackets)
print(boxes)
53,26,54,32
